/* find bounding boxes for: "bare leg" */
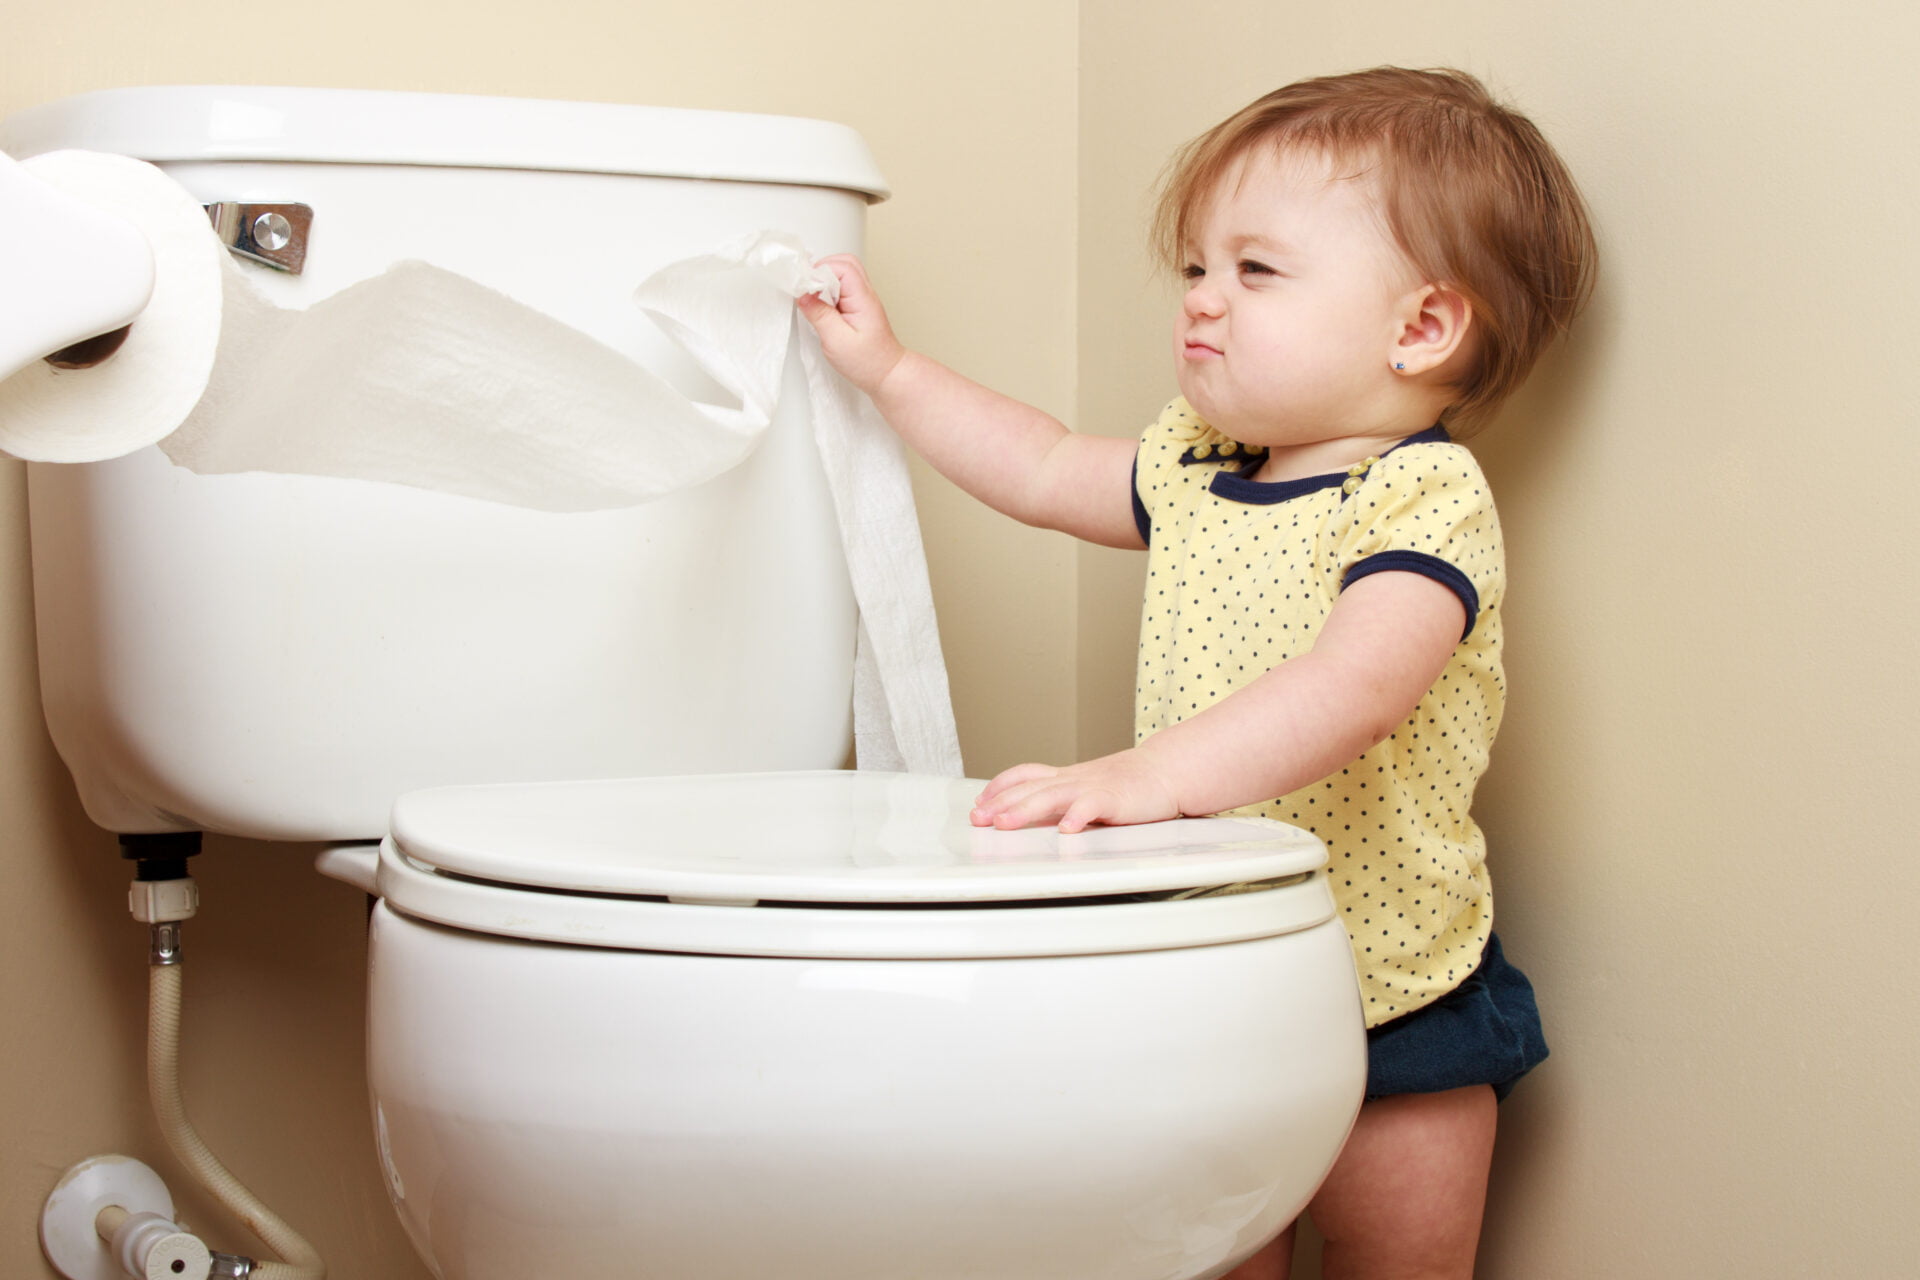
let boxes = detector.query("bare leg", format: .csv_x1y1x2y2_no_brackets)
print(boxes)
1311,1085,1497,1280
1218,1223,1294,1280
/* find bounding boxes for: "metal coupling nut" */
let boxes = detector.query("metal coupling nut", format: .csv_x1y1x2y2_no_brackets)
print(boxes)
149,921,183,967
208,1251,255,1278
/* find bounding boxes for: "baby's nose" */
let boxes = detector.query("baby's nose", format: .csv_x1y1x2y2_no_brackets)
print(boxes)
1183,281,1225,318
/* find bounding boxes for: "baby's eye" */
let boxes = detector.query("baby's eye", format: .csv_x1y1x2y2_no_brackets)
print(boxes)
1181,263,1205,280
1238,259,1276,277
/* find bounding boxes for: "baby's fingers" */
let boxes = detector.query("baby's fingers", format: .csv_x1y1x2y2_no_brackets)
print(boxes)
807,255,874,310
1057,790,1121,835
978,782,1074,831
975,762,1058,805
975,759,1082,832
795,290,838,325
977,775,1110,832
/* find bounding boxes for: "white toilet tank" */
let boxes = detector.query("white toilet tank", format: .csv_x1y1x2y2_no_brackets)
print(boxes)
2,87,887,841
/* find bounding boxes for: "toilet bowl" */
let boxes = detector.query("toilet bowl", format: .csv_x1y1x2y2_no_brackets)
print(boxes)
324,770,1364,1280
8,88,1364,1280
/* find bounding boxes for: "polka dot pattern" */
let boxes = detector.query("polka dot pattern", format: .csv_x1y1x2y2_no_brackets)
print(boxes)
1133,398,1505,1026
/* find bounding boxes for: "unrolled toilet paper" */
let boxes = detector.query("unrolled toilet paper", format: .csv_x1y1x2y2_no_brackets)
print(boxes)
0,150,961,774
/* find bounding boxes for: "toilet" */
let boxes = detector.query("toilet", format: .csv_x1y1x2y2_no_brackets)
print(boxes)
5,87,1365,1280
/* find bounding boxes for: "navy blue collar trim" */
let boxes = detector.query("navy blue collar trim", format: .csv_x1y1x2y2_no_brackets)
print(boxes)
1208,424,1451,506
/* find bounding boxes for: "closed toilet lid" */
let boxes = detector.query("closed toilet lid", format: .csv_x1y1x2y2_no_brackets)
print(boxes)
375,771,1336,959
392,770,1323,903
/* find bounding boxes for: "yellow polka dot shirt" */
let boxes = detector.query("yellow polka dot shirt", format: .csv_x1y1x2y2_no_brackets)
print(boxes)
1132,399,1501,1026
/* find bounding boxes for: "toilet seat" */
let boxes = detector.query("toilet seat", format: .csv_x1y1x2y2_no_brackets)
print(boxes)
375,770,1335,960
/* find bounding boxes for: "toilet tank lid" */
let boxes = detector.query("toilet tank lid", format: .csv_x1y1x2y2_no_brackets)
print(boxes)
386,770,1327,906
0,86,890,202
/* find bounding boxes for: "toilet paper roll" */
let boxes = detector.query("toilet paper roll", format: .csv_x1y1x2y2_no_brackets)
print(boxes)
0,150,224,462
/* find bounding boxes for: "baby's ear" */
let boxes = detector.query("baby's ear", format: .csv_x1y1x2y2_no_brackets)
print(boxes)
1391,284,1474,376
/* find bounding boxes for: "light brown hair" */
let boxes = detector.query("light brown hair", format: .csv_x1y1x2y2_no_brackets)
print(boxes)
1152,67,1597,431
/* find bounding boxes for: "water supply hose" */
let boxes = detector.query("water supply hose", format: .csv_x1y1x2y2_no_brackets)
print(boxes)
144,915,326,1279
148,961,326,1279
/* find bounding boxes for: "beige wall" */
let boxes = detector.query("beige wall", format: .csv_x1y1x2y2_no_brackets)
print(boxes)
5,1,1916,1277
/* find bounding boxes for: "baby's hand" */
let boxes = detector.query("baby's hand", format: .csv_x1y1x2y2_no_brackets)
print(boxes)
795,254,907,396
970,750,1184,834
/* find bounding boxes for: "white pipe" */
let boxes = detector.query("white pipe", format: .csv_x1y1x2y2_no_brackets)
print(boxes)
148,962,326,1279
96,1205,213,1280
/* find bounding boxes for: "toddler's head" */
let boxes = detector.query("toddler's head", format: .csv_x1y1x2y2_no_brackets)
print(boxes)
1153,67,1596,431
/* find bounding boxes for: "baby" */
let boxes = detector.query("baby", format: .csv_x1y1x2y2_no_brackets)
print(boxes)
801,65,1594,1280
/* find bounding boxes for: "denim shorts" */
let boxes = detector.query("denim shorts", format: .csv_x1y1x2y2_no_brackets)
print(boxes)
1364,934,1548,1102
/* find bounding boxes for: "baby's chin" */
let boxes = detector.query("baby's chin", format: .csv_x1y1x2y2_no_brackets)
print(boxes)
1174,381,1239,436
1172,372,1213,420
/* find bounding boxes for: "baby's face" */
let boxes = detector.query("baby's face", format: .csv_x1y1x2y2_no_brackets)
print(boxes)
1172,147,1423,448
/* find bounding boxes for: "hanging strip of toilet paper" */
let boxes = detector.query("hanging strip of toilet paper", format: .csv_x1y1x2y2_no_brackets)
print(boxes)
637,235,964,777
0,151,962,775
794,302,966,778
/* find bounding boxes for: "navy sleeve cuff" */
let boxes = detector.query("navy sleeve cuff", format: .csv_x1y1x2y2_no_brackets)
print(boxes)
1131,451,1151,546
1342,551,1480,640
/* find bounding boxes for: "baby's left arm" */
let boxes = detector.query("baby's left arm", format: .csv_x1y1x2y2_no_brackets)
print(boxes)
970,569,1465,832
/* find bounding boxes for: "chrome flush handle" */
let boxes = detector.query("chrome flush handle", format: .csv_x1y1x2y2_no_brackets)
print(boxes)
204,202,312,274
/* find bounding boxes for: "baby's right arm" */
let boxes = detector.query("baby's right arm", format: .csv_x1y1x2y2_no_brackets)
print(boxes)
798,255,1143,550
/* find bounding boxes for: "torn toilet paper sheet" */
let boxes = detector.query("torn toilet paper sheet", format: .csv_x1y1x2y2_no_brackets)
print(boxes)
162,252,788,510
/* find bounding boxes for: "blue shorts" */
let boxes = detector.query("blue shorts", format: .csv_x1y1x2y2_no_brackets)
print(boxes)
1364,934,1547,1102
